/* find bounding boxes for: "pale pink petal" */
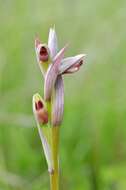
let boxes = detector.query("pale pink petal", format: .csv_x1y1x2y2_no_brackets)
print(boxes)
59,54,86,74
48,27,58,58
44,45,67,101
51,76,64,126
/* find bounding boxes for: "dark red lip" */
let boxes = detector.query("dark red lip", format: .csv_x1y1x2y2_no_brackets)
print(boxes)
35,100,44,110
39,46,49,62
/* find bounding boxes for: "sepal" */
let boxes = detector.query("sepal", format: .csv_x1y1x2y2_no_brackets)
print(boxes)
51,76,64,126
59,54,86,74
44,45,67,101
48,27,58,58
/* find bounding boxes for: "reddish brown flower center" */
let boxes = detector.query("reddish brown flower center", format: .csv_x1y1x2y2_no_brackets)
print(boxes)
39,46,49,62
69,59,83,70
63,60,83,74
78,60,83,66
35,100,43,110
40,46,48,56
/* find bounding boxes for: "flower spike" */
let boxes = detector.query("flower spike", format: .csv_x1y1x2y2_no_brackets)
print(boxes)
33,27,87,190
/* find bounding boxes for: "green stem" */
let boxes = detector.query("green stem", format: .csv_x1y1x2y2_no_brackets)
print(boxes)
46,98,60,190
50,127,59,190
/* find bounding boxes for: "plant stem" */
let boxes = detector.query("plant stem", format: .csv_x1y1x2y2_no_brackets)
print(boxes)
46,99,60,190
50,127,59,190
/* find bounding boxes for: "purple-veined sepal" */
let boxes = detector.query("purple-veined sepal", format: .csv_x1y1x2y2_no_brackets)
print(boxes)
51,75,64,126
44,45,67,101
48,27,58,59
59,54,86,74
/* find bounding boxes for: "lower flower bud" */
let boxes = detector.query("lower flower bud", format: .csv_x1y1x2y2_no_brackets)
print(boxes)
33,93,48,125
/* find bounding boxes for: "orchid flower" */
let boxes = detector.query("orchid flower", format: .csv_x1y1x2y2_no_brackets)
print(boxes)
32,94,53,174
35,28,86,78
33,27,86,190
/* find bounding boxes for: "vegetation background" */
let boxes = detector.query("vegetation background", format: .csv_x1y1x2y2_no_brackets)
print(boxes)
0,0,126,189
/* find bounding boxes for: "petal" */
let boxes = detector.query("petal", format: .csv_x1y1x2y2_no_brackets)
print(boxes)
35,37,41,48
51,75,64,126
44,45,67,101
48,27,58,58
59,54,86,74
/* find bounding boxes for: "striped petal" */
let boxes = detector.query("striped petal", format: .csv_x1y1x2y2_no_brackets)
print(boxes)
48,27,58,58
51,75,64,126
44,45,67,101
59,54,86,74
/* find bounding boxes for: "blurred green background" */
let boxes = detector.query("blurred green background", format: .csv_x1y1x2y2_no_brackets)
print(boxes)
0,0,126,189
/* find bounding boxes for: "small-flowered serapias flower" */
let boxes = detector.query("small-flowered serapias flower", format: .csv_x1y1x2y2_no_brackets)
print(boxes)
32,93,53,173
33,27,86,181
